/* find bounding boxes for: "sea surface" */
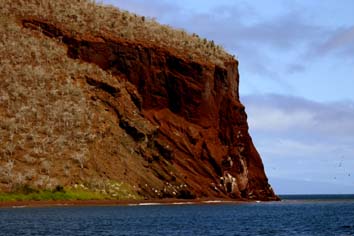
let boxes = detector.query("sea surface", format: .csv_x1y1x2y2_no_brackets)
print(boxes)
1,195,354,236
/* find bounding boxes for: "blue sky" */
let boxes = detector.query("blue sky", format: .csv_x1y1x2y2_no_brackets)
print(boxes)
103,0,354,194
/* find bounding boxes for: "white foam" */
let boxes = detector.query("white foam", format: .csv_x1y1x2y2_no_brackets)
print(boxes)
202,200,225,204
171,202,194,205
138,203,163,206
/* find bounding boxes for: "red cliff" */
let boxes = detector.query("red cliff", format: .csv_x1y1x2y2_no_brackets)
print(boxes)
24,19,276,200
0,0,277,201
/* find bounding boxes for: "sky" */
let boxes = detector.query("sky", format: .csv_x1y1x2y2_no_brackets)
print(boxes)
102,0,354,194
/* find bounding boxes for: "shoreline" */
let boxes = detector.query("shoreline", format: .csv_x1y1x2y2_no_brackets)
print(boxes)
0,198,249,209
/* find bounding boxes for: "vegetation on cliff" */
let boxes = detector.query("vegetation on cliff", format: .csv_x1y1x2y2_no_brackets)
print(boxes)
3,0,233,66
0,4,155,196
0,0,276,201
1,15,113,191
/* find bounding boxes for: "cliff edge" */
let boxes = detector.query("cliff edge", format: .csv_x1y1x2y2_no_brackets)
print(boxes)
0,0,277,200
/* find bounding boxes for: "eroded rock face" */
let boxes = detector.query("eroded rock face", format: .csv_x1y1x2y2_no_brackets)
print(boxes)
22,19,277,200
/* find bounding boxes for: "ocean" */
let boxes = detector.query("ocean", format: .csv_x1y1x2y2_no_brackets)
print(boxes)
0,195,354,236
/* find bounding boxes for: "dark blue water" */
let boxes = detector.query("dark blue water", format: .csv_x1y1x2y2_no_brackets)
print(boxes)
1,195,354,236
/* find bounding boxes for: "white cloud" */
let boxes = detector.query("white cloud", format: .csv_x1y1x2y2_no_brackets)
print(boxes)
243,94,354,138
243,94,354,192
315,26,354,57
247,106,315,132
259,138,329,157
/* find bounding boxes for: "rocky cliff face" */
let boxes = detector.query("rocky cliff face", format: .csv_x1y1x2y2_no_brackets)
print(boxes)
0,1,277,200
20,19,276,200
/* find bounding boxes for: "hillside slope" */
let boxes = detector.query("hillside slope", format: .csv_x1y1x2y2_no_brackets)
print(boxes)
0,0,277,200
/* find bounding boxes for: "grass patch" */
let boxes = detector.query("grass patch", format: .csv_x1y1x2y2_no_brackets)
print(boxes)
0,189,106,202
0,183,142,202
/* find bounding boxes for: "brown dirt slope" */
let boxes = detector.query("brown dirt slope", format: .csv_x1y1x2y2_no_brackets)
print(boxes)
0,0,277,200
